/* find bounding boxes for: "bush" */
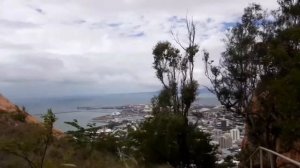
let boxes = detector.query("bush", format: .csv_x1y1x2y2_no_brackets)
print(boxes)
126,113,217,167
11,112,27,122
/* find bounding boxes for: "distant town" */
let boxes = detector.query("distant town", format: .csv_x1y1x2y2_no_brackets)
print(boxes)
82,102,243,165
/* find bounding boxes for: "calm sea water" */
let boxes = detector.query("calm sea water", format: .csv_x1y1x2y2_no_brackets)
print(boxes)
12,92,218,131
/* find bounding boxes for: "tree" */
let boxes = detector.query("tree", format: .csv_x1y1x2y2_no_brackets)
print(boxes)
204,1,300,166
262,0,300,150
40,109,57,168
152,19,199,117
65,120,124,157
151,19,216,167
202,4,283,153
65,120,98,147
203,4,264,123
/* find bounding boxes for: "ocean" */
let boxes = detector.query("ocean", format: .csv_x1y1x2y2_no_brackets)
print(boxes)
12,92,219,131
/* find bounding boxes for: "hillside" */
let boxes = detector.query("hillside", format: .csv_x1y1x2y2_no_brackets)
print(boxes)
0,93,39,124
0,94,65,138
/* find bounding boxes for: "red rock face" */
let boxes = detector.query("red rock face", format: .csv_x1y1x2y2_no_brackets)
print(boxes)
241,94,300,167
0,93,64,137
276,141,300,168
241,95,260,150
0,94,18,112
0,93,40,124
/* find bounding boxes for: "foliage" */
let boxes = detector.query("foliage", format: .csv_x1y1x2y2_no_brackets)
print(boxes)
126,113,217,168
0,123,46,168
64,120,98,147
203,3,265,119
40,109,57,168
151,18,218,168
152,19,199,117
204,0,300,165
11,111,27,122
63,116,217,167
0,109,57,168
65,119,126,156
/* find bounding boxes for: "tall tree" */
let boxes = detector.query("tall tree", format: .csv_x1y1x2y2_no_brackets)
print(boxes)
204,1,300,166
152,20,199,167
203,4,264,122
152,19,199,118
151,19,217,167
262,0,300,149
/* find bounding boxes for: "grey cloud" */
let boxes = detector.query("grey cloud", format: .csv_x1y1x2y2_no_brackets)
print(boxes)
0,41,33,50
168,16,186,24
90,22,105,29
90,22,123,29
27,4,46,15
73,19,86,24
127,32,145,38
19,53,64,70
34,8,45,15
107,22,123,28
132,25,141,29
0,53,64,83
0,19,38,29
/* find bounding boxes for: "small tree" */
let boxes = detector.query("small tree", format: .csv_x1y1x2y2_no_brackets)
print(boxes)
40,109,57,168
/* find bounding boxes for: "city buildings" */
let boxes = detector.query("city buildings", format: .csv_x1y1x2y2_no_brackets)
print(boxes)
218,133,233,149
230,128,240,142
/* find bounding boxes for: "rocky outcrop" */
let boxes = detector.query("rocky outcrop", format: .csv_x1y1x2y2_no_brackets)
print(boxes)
241,93,300,168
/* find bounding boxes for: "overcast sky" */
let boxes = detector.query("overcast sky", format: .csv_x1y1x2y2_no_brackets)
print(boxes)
0,0,278,99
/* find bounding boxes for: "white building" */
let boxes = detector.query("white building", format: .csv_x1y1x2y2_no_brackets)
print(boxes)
143,105,152,113
213,129,223,137
218,133,233,149
211,129,223,141
230,128,240,142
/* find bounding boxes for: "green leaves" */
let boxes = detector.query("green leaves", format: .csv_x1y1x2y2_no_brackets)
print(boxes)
42,109,57,131
126,113,217,167
205,1,300,164
204,3,265,116
64,120,98,146
152,21,200,116
150,19,217,167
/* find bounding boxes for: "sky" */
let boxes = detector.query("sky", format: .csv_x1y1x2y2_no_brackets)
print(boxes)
0,0,278,99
